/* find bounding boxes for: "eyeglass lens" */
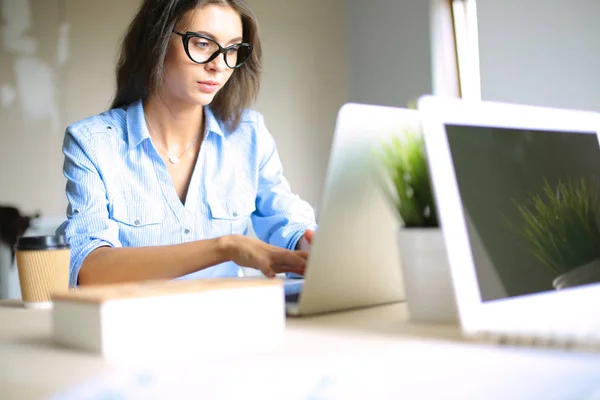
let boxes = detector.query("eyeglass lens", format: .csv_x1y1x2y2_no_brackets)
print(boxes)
187,36,251,68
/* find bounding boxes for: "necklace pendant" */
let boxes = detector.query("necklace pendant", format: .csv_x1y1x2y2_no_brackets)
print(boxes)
168,155,180,164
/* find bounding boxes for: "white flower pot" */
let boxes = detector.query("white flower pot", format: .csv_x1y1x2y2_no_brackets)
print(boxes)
398,227,459,324
553,258,600,290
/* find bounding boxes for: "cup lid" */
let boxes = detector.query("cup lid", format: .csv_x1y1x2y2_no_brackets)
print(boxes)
15,235,70,251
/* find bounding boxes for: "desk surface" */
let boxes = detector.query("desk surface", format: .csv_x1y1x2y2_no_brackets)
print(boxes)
2,299,600,400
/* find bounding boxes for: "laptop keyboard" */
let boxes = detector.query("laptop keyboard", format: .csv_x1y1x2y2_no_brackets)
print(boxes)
284,279,304,303
285,292,301,303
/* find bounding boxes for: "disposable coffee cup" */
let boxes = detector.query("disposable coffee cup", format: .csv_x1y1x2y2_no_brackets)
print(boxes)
15,235,70,309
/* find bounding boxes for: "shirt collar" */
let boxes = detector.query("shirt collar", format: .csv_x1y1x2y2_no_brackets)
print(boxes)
127,99,225,149
203,106,225,137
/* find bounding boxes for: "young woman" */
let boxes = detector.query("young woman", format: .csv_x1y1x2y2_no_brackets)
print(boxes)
57,0,317,287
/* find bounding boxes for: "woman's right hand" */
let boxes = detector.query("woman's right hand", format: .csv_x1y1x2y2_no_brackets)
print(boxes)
221,235,308,278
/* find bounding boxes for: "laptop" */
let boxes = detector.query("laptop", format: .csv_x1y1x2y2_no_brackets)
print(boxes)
418,95,600,347
284,103,413,316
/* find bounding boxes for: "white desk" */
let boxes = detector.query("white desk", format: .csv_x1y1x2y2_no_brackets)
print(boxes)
2,299,600,400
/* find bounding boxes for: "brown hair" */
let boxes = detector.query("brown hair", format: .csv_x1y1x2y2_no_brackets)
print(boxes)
111,0,262,131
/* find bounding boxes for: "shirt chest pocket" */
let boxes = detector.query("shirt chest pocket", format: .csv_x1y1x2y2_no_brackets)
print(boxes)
208,193,256,235
110,201,165,245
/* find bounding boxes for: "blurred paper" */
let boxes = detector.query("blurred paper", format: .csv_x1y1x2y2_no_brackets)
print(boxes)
47,340,600,400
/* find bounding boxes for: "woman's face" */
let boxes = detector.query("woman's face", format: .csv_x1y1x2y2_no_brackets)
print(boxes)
162,4,243,106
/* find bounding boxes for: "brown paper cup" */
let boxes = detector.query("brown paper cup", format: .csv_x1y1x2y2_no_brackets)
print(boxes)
15,235,70,309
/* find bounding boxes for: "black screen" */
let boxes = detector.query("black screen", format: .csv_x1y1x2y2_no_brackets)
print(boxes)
445,124,600,302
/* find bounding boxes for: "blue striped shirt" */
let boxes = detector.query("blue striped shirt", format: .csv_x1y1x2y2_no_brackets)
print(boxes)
56,99,317,287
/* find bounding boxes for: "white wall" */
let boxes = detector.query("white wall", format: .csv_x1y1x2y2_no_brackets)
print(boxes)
346,0,433,107
0,0,64,217
250,0,348,211
477,0,600,111
0,0,140,218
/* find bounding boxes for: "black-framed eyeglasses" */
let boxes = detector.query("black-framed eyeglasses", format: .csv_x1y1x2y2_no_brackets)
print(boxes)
173,31,253,69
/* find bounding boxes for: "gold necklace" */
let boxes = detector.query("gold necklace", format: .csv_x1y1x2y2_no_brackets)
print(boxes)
144,116,201,164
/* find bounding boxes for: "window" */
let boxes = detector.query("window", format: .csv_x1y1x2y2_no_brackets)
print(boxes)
451,0,481,100
430,0,481,100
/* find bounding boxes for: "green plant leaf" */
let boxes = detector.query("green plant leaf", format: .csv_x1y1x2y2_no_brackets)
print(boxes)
507,177,600,275
375,126,439,228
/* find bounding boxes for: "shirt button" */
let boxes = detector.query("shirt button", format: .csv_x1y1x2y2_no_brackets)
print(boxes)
184,228,191,234
134,219,141,226
73,209,80,215
232,211,238,218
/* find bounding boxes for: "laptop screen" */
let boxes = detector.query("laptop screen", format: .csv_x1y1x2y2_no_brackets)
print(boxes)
445,124,600,302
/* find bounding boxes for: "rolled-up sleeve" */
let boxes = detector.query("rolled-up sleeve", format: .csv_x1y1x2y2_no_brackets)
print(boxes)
56,127,122,287
250,115,318,251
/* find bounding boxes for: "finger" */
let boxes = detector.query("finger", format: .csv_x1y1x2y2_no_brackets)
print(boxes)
304,230,316,245
273,265,306,276
262,268,277,279
271,251,307,269
256,257,277,279
295,250,309,260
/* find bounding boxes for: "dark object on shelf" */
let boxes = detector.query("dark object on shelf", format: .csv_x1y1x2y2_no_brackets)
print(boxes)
0,206,40,266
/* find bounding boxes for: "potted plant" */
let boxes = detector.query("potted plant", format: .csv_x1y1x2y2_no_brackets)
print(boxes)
509,177,600,290
378,118,458,324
